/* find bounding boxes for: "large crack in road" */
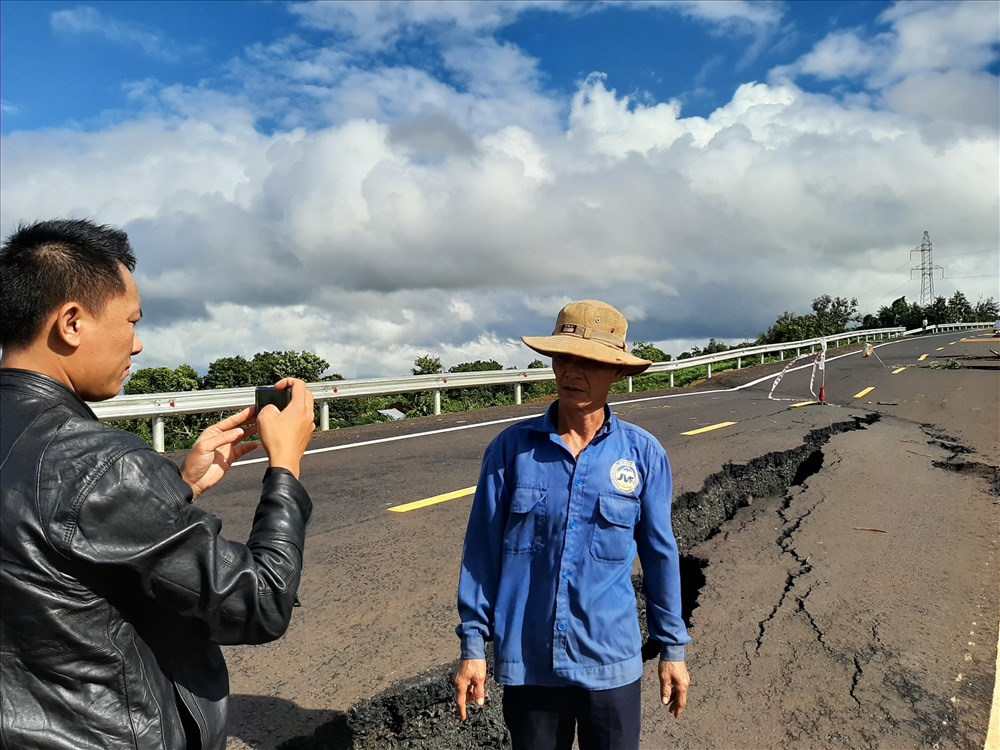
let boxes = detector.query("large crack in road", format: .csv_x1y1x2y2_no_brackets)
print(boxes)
278,413,888,750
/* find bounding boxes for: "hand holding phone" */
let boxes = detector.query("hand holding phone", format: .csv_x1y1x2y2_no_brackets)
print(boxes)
255,385,291,412
255,379,315,478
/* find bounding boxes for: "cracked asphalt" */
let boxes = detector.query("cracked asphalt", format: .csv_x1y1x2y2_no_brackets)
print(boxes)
657,415,996,749
203,334,998,750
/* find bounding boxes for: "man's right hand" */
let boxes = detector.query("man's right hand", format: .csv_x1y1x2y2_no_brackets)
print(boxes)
454,658,487,721
256,378,315,478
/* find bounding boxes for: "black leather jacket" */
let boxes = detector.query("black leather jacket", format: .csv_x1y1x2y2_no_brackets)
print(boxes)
0,369,312,749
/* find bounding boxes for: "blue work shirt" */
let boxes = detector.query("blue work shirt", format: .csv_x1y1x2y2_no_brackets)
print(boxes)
456,402,690,689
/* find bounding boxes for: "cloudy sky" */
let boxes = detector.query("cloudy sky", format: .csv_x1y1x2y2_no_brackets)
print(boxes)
2,0,998,379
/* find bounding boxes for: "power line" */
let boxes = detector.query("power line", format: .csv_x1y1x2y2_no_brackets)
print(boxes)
936,247,1000,259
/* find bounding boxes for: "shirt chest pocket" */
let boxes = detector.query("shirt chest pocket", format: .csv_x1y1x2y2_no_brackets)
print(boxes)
591,493,639,563
503,487,547,554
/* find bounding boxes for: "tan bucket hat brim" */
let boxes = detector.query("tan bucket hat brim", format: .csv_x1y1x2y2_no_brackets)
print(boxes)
521,334,652,375
521,300,652,376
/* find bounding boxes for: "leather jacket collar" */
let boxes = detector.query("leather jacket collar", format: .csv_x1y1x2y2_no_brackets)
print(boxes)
0,368,97,421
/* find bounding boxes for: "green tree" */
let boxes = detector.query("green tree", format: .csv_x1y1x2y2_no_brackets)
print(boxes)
811,295,860,335
973,296,999,321
523,358,555,399
405,355,445,415
925,296,949,325
870,296,924,330
202,351,329,389
411,355,444,376
125,365,200,395
947,291,974,323
202,355,253,389
115,364,210,452
448,359,507,409
448,359,503,374
249,351,329,384
757,312,820,344
631,341,671,362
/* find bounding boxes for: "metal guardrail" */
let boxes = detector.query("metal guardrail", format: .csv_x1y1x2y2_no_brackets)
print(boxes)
91,323,992,452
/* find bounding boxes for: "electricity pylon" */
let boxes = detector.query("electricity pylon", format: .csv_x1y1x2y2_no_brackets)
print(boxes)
910,231,943,307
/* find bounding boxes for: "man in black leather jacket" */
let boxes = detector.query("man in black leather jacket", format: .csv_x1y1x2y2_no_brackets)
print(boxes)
0,219,317,749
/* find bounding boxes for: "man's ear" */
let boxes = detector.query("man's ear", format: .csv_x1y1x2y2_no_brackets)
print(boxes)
53,302,86,350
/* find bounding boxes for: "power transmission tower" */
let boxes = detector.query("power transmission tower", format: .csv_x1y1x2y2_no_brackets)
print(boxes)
910,231,943,307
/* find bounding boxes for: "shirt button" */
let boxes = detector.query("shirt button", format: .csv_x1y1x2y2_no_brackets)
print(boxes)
569,521,577,529
557,622,567,632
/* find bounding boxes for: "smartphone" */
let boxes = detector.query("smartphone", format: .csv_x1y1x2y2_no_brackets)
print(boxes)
255,385,292,412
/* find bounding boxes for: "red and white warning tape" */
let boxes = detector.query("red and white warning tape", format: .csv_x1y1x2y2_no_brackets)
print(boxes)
768,342,827,402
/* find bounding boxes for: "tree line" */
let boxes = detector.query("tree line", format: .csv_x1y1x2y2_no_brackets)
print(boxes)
117,290,997,451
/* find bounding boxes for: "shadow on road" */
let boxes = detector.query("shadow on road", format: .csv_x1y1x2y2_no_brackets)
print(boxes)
228,694,350,750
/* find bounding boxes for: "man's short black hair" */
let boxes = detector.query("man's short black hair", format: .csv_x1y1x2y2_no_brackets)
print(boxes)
0,218,137,351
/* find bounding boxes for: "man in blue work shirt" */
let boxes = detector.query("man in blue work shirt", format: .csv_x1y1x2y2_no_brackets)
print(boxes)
455,300,691,750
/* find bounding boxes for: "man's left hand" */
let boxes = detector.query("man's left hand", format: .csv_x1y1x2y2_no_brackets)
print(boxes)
658,660,690,718
182,408,259,498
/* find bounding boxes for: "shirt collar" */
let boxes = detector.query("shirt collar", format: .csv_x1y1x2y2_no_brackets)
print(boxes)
537,401,617,438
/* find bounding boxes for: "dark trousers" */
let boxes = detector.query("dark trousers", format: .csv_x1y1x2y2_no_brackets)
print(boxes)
502,680,641,750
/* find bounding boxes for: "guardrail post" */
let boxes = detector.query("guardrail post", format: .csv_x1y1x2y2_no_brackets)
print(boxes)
707,363,712,379
670,372,675,388
433,390,441,416
737,356,742,370
320,402,330,431
760,353,764,365
627,376,633,393
152,417,165,453
780,351,784,361
515,383,522,405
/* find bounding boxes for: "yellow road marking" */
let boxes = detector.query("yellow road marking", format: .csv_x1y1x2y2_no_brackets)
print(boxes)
961,338,1000,343
682,421,737,436
918,354,929,361
791,401,817,408
949,341,956,345
854,386,875,399
892,367,906,374
936,347,945,351
389,486,476,513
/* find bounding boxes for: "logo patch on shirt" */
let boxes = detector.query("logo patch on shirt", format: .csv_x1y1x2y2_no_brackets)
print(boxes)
610,459,640,494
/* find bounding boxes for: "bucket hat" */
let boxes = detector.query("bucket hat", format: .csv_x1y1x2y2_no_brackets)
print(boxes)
521,300,652,376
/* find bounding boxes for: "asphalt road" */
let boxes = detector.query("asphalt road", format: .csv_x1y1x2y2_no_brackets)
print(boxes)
197,330,999,750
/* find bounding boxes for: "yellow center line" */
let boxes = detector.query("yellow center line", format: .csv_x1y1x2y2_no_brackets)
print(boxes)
892,367,906,374
389,486,476,513
854,386,875,399
791,401,817,408
918,354,929,361
681,421,737,436
936,347,944,351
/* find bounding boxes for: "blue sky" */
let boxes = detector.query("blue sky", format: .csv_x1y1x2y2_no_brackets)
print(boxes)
1,1,998,378
2,1,897,133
